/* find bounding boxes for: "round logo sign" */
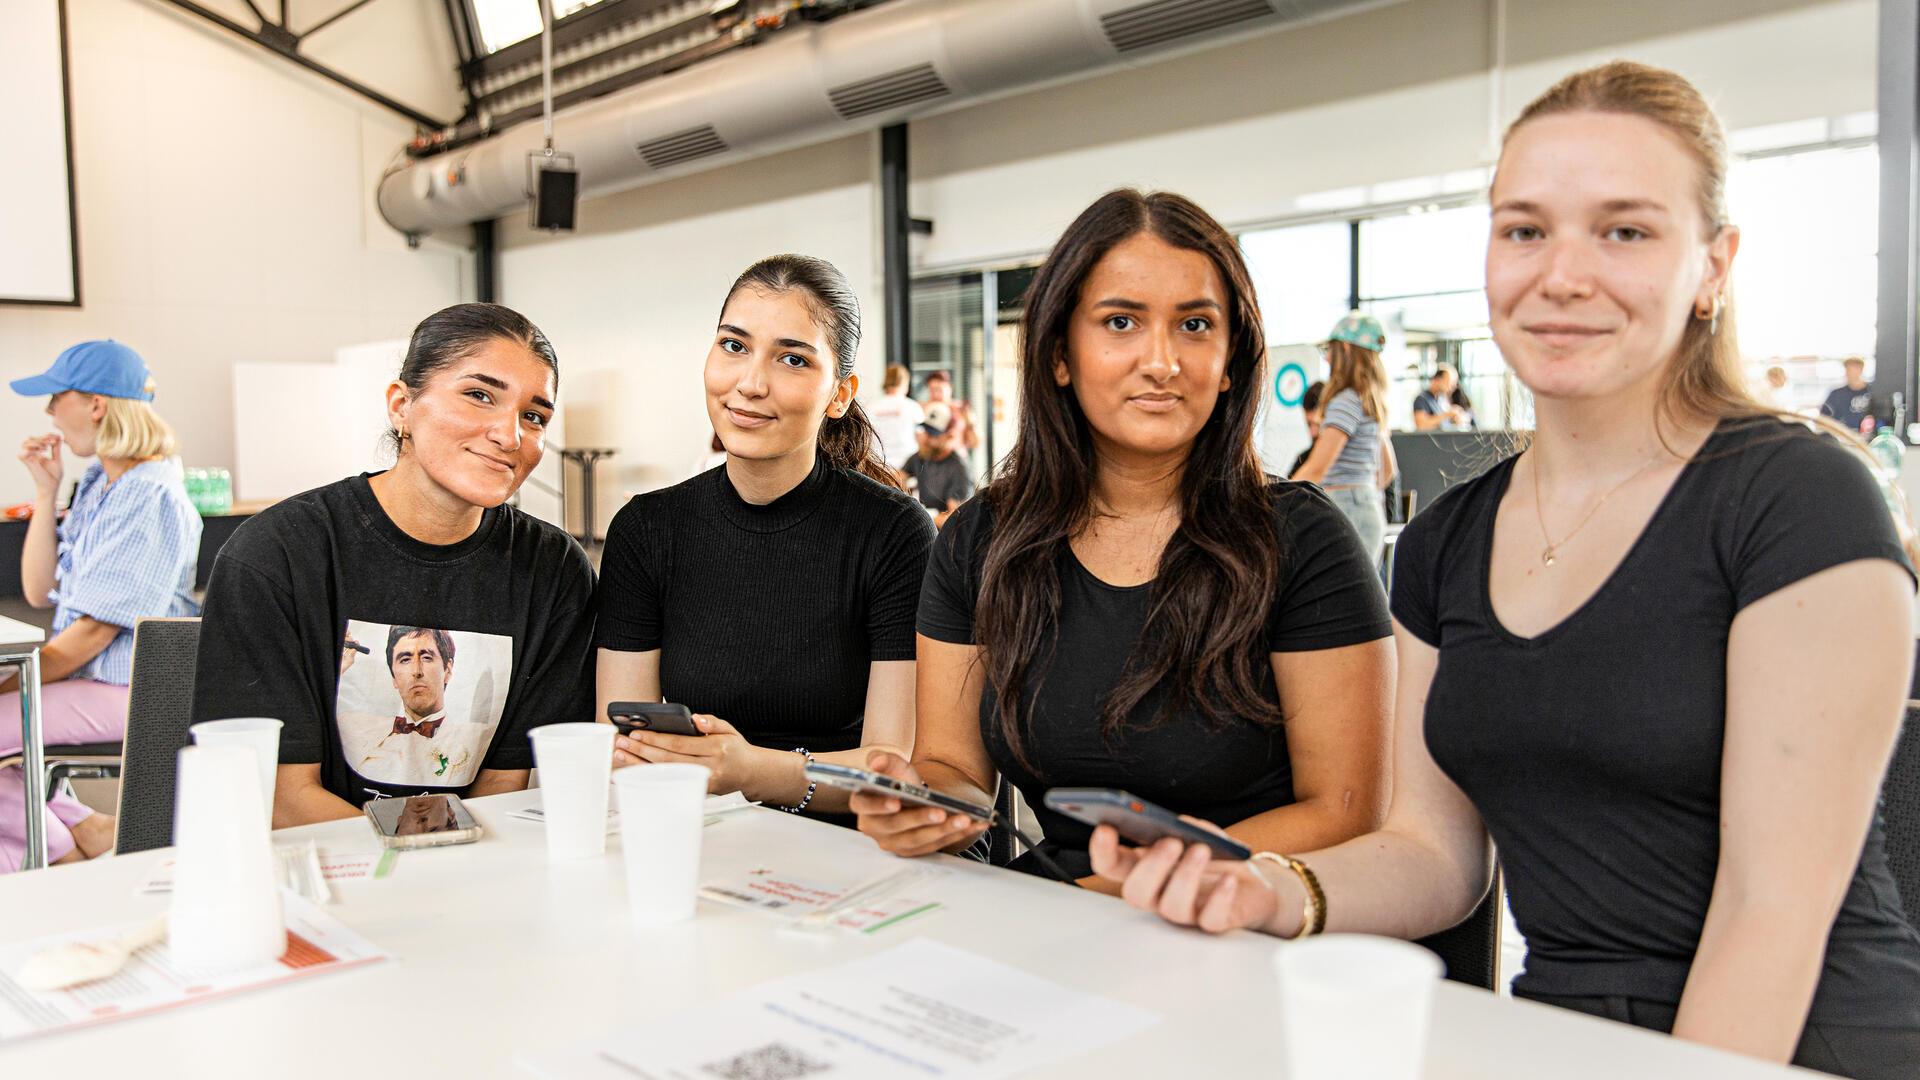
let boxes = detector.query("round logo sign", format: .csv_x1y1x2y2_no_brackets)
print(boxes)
1273,362,1308,408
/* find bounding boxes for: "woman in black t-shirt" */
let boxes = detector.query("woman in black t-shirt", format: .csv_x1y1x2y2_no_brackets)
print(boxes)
594,256,933,817
1093,63,1920,1078
193,304,596,824
850,190,1394,885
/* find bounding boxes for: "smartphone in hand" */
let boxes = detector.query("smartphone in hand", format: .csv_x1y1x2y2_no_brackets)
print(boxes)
1043,788,1251,860
607,701,703,738
804,762,996,823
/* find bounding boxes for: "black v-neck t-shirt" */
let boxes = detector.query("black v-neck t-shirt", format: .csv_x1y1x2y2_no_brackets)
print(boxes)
918,482,1392,878
593,458,935,755
1393,418,1920,1026
192,475,598,806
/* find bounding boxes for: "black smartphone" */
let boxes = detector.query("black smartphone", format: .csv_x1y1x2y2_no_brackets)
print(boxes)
1042,788,1251,860
607,701,703,737
804,762,997,823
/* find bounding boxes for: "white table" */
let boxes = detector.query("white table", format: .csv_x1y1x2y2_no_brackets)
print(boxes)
0,790,1815,1078
0,613,49,869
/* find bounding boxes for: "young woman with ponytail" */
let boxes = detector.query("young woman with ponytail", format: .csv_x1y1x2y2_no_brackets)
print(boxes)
1093,62,1920,1077
594,255,934,818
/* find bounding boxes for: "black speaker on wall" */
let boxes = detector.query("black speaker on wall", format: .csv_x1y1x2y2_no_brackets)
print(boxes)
532,166,578,231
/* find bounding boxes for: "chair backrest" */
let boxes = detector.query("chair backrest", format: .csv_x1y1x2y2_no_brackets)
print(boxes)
1414,864,1503,991
113,618,202,855
1884,706,1920,931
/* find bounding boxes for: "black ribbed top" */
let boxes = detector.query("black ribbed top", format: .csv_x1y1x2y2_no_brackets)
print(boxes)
594,458,935,753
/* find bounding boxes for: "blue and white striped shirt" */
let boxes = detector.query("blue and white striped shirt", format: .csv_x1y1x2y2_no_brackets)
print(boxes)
49,460,202,684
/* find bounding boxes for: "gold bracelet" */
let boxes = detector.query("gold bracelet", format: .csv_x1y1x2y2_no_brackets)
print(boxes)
1251,851,1326,939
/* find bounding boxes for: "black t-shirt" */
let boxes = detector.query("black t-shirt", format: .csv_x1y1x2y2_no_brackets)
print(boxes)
1393,418,1920,1025
594,458,934,755
1823,385,1874,434
904,451,974,512
191,475,597,806
918,482,1392,879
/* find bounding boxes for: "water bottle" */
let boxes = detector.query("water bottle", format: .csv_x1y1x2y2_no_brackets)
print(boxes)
211,468,232,515
185,468,208,515
1869,393,1906,479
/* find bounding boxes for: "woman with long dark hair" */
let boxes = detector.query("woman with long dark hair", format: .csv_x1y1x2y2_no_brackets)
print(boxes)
595,255,934,817
194,303,597,824
1092,63,1920,1077
850,191,1394,882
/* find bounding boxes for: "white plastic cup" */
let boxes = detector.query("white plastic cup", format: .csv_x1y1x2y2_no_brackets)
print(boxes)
530,723,618,861
168,744,286,973
1275,934,1443,1080
613,763,710,926
189,717,283,825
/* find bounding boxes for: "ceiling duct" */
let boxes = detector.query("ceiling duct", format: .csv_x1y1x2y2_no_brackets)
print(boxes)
377,0,1404,235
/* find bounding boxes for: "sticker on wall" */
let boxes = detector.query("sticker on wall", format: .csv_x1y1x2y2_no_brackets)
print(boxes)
1273,362,1308,408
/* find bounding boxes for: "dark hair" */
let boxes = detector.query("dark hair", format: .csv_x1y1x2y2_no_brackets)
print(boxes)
387,303,558,454
978,189,1282,771
385,625,457,672
722,255,901,490
1301,380,1325,414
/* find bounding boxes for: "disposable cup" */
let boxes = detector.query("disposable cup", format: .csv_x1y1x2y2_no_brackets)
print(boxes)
530,723,618,861
168,744,286,972
189,717,283,825
613,763,710,925
1275,934,1443,1080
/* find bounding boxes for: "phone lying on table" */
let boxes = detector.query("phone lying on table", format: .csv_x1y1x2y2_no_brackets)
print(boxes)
607,701,703,737
803,762,997,823
364,793,483,849
1043,788,1251,860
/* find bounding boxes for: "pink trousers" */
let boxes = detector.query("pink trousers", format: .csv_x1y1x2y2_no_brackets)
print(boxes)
0,678,130,873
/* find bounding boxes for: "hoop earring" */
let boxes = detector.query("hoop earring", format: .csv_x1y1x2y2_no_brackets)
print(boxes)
1695,295,1722,337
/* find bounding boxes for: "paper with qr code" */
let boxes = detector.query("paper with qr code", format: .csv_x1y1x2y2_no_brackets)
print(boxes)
515,938,1158,1079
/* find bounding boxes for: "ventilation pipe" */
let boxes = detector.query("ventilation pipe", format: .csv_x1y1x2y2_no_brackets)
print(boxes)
377,0,1404,235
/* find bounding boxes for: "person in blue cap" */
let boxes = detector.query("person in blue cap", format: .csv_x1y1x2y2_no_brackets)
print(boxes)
1291,311,1397,562
0,340,201,871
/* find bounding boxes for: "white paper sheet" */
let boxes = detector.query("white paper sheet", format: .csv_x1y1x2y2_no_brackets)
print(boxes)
506,791,755,832
699,865,946,935
0,894,392,1043
138,844,397,897
517,939,1159,1079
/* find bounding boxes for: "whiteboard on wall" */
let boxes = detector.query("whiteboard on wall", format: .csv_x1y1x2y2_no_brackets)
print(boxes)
0,0,79,305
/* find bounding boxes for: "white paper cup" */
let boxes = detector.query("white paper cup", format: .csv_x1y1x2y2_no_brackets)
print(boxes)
613,763,710,926
169,745,286,972
530,723,618,861
1276,934,1443,1080
189,717,283,825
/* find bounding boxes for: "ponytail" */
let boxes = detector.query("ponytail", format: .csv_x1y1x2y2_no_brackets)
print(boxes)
820,400,904,491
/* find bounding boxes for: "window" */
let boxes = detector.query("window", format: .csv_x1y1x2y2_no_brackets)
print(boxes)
470,0,610,54
1240,221,1351,348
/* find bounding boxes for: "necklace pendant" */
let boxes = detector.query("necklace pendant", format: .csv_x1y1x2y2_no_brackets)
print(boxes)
1541,546,1557,567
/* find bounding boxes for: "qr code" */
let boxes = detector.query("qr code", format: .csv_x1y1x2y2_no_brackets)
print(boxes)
700,1042,833,1080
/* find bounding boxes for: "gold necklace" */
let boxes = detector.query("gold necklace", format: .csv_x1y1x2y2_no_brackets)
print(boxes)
1529,449,1668,568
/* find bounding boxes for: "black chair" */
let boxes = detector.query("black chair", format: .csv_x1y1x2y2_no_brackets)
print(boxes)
1885,706,1920,931
1414,863,1504,991
112,618,202,855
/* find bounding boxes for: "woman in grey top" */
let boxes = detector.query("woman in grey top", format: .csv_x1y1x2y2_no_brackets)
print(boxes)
1293,311,1396,560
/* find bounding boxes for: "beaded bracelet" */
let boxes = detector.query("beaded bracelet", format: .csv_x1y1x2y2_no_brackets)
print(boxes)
779,747,816,814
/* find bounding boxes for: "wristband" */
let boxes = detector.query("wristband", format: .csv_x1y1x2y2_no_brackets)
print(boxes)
1251,851,1326,939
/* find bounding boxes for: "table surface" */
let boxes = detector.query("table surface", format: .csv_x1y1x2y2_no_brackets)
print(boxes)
0,790,1815,1078
0,612,46,648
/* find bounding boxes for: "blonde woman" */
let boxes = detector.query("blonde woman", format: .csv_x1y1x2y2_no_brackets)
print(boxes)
2,341,201,870
1093,62,1920,1077
1292,311,1397,556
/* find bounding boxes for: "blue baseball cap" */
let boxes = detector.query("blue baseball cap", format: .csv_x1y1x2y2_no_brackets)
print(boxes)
11,340,155,401
1326,311,1387,352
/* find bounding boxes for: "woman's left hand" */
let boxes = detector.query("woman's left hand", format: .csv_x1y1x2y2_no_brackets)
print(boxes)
622,713,764,796
1089,822,1281,934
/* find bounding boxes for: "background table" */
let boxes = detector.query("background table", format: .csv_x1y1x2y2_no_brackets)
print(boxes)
0,612,49,869
1,790,1818,1078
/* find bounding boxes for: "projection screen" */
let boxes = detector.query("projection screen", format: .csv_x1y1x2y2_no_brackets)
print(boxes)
0,0,78,306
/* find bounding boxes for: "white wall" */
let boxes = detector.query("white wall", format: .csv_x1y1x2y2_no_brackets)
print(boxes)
495,0,1872,510
0,0,468,507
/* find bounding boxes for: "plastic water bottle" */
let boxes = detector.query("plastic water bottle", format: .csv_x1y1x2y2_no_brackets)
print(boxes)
184,468,208,515
210,468,232,515
1870,393,1906,479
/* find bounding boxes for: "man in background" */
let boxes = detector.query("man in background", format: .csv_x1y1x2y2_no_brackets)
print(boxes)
921,370,981,456
1412,366,1471,431
903,403,974,528
1820,357,1873,434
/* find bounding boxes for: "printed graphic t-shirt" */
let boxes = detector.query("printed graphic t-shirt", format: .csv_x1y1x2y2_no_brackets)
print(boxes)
191,474,596,806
